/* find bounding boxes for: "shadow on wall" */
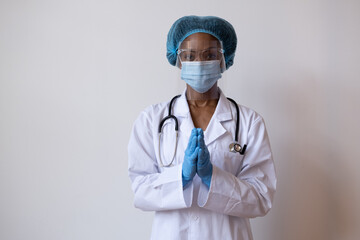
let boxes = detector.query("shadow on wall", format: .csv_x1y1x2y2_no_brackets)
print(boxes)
267,73,357,240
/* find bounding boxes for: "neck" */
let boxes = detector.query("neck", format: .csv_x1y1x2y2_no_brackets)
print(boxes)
186,84,219,101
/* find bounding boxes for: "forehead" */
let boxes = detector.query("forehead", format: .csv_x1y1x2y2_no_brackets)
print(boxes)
180,32,221,50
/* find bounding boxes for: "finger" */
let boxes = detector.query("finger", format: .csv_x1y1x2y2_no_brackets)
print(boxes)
192,128,198,136
189,135,197,152
190,147,199,162
197,134,205,149
198,148,205,164
186,128,198,150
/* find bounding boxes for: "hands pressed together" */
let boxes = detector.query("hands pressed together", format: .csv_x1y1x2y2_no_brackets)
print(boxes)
182,128,213,188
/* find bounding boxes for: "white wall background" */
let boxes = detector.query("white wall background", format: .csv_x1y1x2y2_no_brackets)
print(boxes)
1,0,359,239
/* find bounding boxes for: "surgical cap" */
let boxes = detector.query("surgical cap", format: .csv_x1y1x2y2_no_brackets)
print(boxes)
166,15,237,70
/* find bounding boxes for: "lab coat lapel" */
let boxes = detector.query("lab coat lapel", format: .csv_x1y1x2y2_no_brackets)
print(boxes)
173,89,194,140
204,90,233,146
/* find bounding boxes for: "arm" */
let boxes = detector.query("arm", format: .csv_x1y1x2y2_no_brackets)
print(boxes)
128,110,192,211
198,117,277,218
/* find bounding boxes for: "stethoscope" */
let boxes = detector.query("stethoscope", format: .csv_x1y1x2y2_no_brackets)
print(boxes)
158,95,247,167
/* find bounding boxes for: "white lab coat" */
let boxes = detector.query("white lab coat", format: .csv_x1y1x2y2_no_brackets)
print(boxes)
128,88,276,240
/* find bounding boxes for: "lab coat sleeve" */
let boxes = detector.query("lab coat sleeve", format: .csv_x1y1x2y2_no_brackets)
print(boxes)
198,116,276,218
128,110,193,211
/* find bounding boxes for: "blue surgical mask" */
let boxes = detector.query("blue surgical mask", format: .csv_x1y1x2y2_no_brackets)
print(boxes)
181,60,222,93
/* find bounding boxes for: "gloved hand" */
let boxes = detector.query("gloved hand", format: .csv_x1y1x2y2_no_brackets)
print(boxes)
196,128,213,188
182,128,198,187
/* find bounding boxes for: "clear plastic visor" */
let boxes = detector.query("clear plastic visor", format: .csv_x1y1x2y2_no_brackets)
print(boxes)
176,39,226,72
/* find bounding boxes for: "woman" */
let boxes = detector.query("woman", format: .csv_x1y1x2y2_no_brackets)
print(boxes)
128,15,276,240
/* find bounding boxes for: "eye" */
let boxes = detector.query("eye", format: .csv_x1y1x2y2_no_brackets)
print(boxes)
180,51,195,61
185,54,195,61
202,49,220,60
205,53,217,60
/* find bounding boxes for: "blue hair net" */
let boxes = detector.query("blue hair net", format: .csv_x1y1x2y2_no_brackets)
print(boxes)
166,15,237,70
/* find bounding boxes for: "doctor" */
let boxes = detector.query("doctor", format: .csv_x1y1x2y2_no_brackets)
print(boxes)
128,16,276,240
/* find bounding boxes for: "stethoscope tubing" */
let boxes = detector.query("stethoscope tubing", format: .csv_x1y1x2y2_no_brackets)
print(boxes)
225,97,239,142
158,94,247,167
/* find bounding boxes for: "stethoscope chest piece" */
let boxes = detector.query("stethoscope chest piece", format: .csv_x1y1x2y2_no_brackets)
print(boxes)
229,142,247,155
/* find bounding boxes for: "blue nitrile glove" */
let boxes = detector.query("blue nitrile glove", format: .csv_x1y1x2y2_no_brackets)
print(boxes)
182,128,198,187
197,128,213,188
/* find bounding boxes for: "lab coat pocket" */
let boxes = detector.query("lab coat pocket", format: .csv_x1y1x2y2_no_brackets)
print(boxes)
210,151,245,176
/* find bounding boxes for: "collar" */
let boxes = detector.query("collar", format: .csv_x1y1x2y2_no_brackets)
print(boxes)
173,87,233,121
172,87,234,145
